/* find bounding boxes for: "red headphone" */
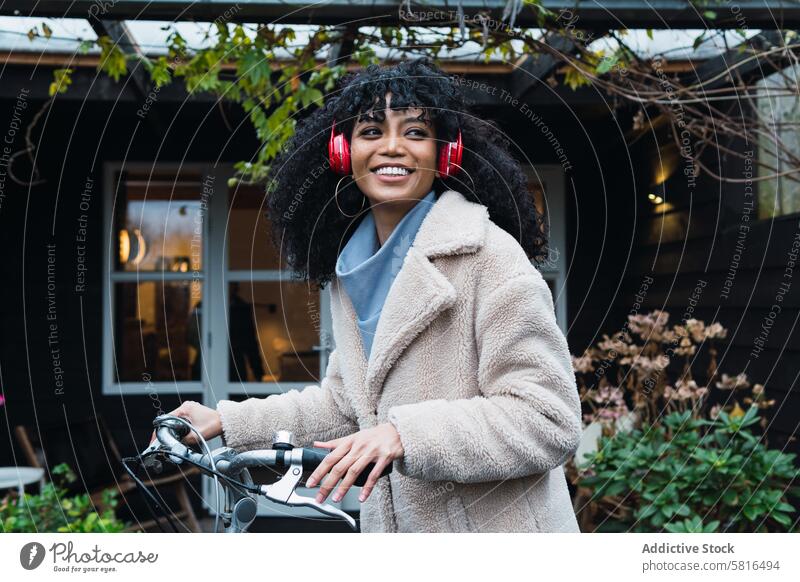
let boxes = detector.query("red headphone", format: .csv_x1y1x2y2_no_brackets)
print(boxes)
328,120,463,178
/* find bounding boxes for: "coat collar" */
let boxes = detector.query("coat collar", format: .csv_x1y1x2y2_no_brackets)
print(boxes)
331,190,488,415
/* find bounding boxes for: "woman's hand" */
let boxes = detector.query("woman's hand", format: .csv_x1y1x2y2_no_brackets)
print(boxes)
305,423,404,504
149,400,222,447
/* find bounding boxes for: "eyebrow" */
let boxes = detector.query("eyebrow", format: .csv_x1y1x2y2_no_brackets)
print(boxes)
356,114,430,126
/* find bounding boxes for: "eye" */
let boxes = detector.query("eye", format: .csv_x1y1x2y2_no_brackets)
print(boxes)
406,127,429,138
359,127,381,137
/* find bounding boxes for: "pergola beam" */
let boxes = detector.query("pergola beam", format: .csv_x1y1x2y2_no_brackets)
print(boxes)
3,0,800,29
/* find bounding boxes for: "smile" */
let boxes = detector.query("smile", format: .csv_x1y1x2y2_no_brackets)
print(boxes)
372,166,415,176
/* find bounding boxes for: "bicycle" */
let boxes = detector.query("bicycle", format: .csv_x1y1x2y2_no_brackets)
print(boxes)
122,414,392,533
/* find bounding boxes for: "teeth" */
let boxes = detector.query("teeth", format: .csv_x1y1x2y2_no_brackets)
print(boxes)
375,167,410,175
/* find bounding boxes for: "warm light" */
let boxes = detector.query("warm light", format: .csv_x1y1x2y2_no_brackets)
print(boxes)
171,258,190,272
131,229,147,265
648,194,664,205
120,228,147,265
652,143,679,185
653,168,671,185
119,229,130,264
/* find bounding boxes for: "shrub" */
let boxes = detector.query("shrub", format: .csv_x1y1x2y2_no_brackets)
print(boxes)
571,310,800,532
0,463,128,533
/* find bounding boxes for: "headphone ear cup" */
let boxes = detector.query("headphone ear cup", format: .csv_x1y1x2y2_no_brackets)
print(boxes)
328,124,352,175
437,130,463,178
451,130,463,175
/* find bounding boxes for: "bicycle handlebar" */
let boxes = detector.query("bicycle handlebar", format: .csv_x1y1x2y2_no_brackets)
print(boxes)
132,415,392,532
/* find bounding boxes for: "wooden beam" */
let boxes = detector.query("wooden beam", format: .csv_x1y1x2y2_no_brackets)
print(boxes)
0,51,516,74
0,59,603,107
2,0,800,29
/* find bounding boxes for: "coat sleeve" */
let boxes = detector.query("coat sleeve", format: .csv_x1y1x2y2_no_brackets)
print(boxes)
386,268,582,483
216,349,359,451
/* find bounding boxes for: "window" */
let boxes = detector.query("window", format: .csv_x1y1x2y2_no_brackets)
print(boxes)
104,166,208,392
757,64,800,219
102,163,332,398
225,183,327,389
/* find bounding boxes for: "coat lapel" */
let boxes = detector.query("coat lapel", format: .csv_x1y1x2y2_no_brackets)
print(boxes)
331,190,489,414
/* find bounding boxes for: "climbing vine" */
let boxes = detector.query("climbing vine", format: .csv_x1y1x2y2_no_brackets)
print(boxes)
22,2,800,185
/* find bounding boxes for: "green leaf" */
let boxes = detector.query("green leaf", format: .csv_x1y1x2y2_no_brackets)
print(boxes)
78,40,94,54
596,55,618,75
722,490,738,506
97,36,128,81
638,504,658,519
742,505,760,521
772,512,792,527
49,68,73,97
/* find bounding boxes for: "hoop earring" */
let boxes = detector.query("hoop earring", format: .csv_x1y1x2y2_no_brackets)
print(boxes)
334,175,366,218
440,163,476,193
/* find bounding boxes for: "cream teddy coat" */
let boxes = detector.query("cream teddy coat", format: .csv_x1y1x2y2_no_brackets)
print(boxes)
217,189,583,532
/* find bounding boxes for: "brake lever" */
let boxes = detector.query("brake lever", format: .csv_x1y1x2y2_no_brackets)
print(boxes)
259,448,357,531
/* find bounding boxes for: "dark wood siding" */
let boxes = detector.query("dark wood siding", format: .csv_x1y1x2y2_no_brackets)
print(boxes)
623,131,799,456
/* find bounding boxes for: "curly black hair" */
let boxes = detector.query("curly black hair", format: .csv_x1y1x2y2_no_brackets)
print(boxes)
265,57,547,289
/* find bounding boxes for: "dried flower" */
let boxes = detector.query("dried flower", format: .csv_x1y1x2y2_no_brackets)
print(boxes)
629,353,670,375
628,310,670,342
664,379,707,401
716,372,750,391
705,322,727,340
583,385,630,425
572,353,595,374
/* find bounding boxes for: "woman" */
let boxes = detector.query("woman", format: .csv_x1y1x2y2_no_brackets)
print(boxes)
158,58,583,532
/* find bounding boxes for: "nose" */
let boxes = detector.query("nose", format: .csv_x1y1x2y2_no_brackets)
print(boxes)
380,131,404,156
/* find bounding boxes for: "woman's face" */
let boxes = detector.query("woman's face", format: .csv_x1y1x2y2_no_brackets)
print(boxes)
349,93,439,207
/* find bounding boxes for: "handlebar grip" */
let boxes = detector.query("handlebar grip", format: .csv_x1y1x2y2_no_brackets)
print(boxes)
153,415,191,439
301,449,393,487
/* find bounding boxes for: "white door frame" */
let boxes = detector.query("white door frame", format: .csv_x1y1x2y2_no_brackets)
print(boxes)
525,165,568,334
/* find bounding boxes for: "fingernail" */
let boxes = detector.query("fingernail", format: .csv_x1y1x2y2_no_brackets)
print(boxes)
306,478,315,488
332,493,341,502
358,494,365,502
315,493,324,503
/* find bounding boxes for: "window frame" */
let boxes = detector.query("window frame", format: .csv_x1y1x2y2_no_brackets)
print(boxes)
102,161,212,396
756,63,800,221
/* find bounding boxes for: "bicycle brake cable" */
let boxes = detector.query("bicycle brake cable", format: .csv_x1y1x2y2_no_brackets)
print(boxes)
145,449,262,494
121,455,180,533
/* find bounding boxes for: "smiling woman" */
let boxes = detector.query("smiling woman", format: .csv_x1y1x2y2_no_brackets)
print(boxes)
156,57,582,532
262,57,548,286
